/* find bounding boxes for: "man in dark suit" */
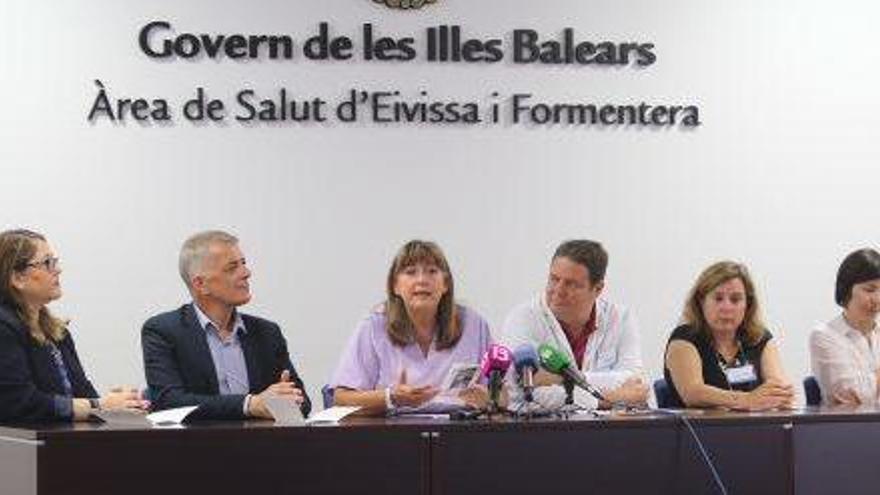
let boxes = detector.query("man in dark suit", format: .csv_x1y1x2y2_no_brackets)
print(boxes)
142,231,311,420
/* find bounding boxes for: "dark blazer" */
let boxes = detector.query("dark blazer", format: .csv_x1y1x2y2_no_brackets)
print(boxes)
142,304,311,420
0,304,98,423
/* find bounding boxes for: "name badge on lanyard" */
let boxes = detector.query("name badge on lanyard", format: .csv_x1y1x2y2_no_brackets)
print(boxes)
724,363,757,386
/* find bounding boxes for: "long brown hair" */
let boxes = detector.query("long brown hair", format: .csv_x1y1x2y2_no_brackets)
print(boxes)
385,240,461,350
0,229,66,343
681,261,766,346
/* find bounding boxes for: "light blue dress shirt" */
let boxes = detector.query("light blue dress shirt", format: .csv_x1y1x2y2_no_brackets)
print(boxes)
192,303,251,396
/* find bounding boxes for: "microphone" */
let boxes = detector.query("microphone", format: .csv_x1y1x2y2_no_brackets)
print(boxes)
537,343,606,402
512,344,539,403
480,344,513,411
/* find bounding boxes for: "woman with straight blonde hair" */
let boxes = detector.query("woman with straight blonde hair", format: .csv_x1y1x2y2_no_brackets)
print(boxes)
0,229,148,422
663,261,793,410
330,240,493,415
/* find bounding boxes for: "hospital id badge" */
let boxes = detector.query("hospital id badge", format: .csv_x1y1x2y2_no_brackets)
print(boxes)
724,363,757,385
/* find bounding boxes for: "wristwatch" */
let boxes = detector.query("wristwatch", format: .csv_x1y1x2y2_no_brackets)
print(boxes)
88,398,101,411
385,387,395,412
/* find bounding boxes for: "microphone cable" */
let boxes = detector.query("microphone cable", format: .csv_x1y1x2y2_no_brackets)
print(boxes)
656,409,728,495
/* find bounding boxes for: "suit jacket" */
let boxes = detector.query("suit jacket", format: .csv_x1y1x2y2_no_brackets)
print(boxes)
0,304,98,423
142,304,311,420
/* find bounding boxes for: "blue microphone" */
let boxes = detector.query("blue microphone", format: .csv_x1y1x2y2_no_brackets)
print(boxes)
513,344,540,403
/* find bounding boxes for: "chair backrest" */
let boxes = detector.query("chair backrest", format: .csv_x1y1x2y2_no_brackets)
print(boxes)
654,378,674,408
321,385,335,409
803,376,822,406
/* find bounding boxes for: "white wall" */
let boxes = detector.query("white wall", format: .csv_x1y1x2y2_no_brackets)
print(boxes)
2,0,878,406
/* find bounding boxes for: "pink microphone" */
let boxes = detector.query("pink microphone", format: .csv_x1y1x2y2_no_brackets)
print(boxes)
481,344,513,377
480,344,512,412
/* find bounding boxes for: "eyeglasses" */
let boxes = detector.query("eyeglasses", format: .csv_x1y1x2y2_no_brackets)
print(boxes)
25,257,61,273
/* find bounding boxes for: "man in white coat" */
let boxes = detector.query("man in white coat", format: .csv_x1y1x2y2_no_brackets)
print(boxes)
500,239,648,411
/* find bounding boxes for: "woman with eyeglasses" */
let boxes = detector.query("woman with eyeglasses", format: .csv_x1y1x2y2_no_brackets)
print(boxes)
663,261,794,410
0,229,149,422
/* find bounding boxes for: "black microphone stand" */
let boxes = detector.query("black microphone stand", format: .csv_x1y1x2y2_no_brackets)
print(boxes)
512,377,536,421
487,370,502,415
557,376,581,419
522,381,534,404
563,377,575,405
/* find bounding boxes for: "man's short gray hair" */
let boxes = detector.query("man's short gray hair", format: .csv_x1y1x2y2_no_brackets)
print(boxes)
179,230,239,289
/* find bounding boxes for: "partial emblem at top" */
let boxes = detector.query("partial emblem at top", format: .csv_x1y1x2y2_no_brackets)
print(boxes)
373,0,438,9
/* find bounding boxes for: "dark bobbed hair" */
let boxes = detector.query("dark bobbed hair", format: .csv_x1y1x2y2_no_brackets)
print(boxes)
836,248,880,307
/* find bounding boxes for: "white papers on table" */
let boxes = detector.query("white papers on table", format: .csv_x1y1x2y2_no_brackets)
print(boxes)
146,406,199,428
305,406,361,425
265,396,305,425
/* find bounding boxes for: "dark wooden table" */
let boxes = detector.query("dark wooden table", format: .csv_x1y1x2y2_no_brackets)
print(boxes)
2,406,880,495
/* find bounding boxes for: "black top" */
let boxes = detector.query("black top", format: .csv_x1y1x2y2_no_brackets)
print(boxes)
142,304,312,420
663,324,772,408
0,304,98,423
